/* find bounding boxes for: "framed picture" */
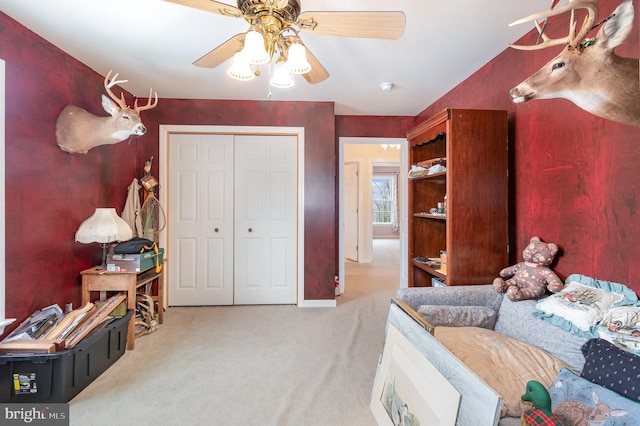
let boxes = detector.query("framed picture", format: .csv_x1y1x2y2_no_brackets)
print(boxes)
391,298,435,335
371,302,502,425
370,323,460,425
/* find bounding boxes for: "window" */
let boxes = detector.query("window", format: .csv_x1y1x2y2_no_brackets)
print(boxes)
372,175,395,224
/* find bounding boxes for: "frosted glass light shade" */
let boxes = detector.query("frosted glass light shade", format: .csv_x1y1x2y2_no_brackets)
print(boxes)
243,30,270,65
75,208,132,244
227,52,255,81
285,43,311,74
269,61,294,88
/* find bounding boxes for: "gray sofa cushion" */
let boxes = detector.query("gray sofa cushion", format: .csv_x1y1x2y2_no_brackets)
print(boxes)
397,285,504,311
417,305,497,329
494,297,589,373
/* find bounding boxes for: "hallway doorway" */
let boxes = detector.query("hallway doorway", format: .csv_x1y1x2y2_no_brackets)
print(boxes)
338,137,408,296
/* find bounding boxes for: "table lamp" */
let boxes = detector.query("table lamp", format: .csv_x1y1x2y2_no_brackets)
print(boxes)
76,208,133,270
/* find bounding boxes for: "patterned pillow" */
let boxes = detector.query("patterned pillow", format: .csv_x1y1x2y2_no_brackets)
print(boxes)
549,368,640,425
597,306,640,355
581,338,640,402
494,297,588,373
535,281,624,335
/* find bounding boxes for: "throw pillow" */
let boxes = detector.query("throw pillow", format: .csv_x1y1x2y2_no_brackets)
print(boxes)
565,274,639,305
494,297,588,373
549,368,639,424
434,326,568,418
416,305,497,329
597,306,640,355
581,338,640,402
535,281,624,335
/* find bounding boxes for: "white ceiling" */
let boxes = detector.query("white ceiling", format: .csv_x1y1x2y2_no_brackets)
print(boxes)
1,0,549,116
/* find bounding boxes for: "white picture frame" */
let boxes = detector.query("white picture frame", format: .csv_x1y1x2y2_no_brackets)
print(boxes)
371,301,503,425
371,323,460,425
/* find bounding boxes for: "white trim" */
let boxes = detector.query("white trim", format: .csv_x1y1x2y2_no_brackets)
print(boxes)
0,59,14,332
338,137,407,296
159,125,306,307
299,299,337,308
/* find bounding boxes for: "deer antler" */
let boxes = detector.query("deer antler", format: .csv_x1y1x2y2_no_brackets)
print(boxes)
104,70,129,109
509,0,598,50
134,88,158,113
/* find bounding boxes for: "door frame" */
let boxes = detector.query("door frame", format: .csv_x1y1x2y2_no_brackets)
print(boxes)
159,125,305,307
338,137,408,295
343,162,359,262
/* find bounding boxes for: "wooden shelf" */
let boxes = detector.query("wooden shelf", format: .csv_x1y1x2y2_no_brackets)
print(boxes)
412,260,447,280
408,171,446,182
414,213,446,220
407,109,509,287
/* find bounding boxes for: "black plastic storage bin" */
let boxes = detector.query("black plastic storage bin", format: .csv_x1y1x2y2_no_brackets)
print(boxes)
0,310,132,403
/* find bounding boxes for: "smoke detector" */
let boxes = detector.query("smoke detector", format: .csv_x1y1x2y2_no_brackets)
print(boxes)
380,82,395,91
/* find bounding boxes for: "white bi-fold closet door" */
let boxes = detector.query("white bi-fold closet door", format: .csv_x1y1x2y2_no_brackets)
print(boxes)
168,133,298,306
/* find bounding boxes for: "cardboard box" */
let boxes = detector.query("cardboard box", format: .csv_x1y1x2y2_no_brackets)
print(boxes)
440,250,447,275
107,248,164,272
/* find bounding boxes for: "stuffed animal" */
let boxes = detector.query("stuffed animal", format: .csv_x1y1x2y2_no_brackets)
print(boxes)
520,380,567,425
493,236,564,301
520,380,629,425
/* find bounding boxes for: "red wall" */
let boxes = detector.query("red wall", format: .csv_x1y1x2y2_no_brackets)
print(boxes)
335,115,415,138
143,98,338,302
417,0,640,292
0,15,144,329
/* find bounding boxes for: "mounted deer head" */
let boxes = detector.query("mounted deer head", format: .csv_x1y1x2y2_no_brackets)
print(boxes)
56,71,158,154
509,0,640,127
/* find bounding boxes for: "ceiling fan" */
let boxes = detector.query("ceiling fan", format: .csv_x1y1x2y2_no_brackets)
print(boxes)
164,0,406,85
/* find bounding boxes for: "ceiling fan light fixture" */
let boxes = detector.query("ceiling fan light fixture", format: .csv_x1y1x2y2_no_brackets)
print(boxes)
270,61,295,88
284,43,311,75
227,52,256,81
243,29,270,65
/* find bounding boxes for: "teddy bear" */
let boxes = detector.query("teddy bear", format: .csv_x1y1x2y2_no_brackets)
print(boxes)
493,236,564,301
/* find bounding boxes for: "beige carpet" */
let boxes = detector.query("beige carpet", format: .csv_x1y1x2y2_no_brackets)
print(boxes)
69,239,400,426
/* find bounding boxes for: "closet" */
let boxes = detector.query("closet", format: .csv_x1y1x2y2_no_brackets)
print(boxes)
168,133,298,305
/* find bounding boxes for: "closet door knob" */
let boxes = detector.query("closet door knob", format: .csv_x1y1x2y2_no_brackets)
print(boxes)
248,228,253,233
214,228,219,233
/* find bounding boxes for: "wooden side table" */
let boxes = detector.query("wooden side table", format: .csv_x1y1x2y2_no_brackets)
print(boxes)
81,267,164,350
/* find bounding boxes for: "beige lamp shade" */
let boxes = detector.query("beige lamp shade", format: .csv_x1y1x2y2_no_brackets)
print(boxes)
75,208,133,244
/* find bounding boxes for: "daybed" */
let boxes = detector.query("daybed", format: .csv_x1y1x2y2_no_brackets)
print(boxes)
393,276,640,425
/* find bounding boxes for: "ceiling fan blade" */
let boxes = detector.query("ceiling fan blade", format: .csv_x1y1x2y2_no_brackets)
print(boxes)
302,46,329,84
193,33,244,68
163,0,242,18
297,11,406,39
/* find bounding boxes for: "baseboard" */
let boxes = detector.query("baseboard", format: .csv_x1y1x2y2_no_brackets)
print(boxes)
299,299,337,308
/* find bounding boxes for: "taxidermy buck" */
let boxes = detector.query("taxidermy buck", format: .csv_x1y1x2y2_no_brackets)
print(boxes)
509,0,640,127
56,71,158,154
